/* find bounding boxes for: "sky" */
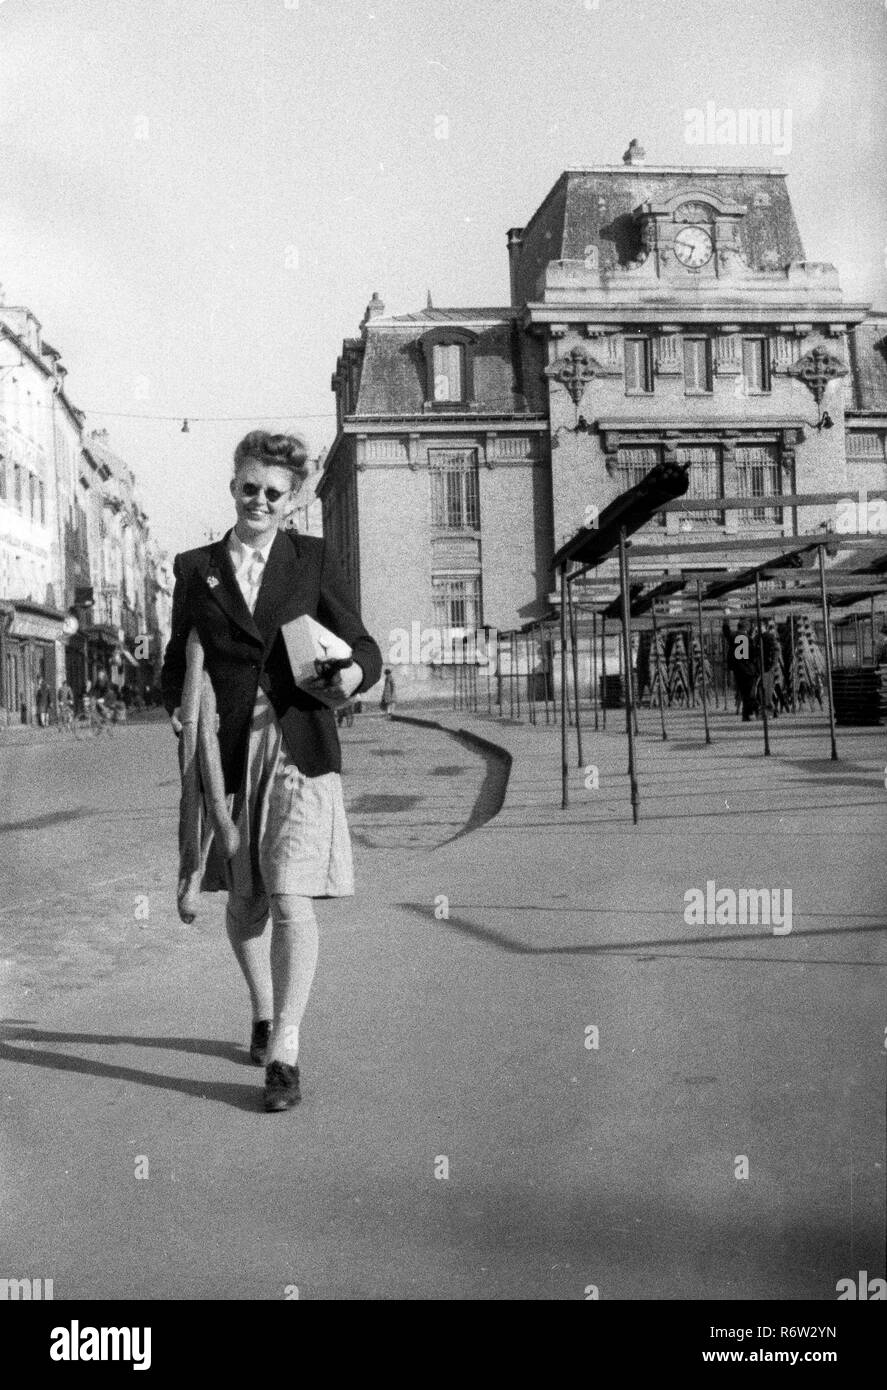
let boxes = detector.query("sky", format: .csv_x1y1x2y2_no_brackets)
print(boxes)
1,0,885,557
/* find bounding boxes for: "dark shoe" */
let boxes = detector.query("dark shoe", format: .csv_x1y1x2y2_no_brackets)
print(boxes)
263,1061,301,1112
249,1020,272,1066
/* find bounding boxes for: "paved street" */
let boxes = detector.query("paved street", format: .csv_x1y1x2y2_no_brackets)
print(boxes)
1,707,885,1300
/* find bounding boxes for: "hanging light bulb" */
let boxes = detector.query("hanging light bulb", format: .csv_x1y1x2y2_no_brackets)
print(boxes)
181,418,190,433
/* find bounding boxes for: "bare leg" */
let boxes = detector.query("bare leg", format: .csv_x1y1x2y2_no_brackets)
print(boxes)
267,893,319,1065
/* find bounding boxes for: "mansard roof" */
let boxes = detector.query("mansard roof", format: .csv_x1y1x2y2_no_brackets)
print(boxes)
386,307,516,324
351,311,546,416
848,317,887,412
512,167,806,303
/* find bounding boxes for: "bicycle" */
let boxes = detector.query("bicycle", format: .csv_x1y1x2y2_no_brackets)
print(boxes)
73,696,115,740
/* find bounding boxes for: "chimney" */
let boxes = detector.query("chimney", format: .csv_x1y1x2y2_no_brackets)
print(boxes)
506,227,524,307
361,291,385,329
622,138,646,166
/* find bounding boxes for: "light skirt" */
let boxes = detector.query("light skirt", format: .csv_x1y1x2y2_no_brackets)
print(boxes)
224,692,354,899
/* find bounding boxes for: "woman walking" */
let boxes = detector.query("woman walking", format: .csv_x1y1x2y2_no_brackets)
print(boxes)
161,432,382,1112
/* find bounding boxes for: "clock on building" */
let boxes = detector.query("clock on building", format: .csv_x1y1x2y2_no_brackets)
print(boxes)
673,225,714,268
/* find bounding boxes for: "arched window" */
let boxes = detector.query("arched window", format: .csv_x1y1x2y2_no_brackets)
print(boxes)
420,328,478,408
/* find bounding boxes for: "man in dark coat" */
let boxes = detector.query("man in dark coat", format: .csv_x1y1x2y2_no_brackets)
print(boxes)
722,618,758,721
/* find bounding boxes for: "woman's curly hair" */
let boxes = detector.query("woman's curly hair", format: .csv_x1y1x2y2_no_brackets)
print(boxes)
233,431,310,483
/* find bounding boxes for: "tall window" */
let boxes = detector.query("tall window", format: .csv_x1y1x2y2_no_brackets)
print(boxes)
0,458,6,501
676,445,723,525
432,344,465,403
39,480,46,525
742,338,770,393
13,464,22,509
736,443,782,524
624,338,653,394
431,575,483,633
683,338,712,393
614,445,666,525
429,448,480,530
29,474,37,521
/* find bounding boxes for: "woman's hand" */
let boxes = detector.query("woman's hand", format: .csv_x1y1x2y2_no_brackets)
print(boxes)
302,659,363,706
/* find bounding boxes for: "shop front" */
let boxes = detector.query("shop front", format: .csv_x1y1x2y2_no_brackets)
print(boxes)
0,601,65,725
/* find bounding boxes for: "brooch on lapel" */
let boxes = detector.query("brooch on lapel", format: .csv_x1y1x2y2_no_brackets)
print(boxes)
206,574,220,589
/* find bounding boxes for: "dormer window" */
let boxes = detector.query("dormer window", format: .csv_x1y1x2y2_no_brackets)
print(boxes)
421,328,477,409
433,344,464,402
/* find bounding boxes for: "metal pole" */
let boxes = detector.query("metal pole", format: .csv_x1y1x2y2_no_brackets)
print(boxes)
567,578,583,768
789,607,797,713
650,603,668,741
754,570,771,757
541,624,551,725
508,633,515,719
514,630,521,718
486,630,492,714
530,631,538,725
696,578,712,746
618,529,639,824
818,544,839,761
591,609,599,732
560,566,569,808
600,615,607,730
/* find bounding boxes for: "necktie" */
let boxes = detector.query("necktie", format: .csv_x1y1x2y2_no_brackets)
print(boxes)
246,549,265,612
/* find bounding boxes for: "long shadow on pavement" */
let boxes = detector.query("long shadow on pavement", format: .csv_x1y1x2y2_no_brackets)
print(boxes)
0,1026,263,1113
399,906,887,961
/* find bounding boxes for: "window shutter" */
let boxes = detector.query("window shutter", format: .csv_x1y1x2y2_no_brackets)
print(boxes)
742,339,769,391
683,339,710,392
625,339,650,393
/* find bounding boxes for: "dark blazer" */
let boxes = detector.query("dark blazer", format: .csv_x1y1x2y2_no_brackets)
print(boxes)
161,527,382,792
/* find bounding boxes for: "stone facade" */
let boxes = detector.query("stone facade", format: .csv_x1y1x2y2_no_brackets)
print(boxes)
321,142,887,702
321,300,551,699
0,303,172,723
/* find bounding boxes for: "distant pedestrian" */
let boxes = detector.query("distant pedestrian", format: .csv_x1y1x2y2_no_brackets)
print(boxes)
35,677,50,727
758,621,780,720
336,698,355,728
380,667,396,719
57,680,75,732
722,619,757,721
875,625,887,666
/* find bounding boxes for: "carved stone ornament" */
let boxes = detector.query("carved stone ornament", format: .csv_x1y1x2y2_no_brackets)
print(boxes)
544,346,604,406
787,345,849,405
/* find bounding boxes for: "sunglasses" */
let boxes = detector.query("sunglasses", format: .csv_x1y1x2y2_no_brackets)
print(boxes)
237,482,289,503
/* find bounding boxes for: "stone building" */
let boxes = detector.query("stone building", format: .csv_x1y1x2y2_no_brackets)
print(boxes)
322,139,886,702
0,298,171,722
0,305,71,722
80,429,154,696
322,296,549,700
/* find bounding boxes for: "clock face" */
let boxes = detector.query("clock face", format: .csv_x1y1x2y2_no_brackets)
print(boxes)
673,225,713,268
